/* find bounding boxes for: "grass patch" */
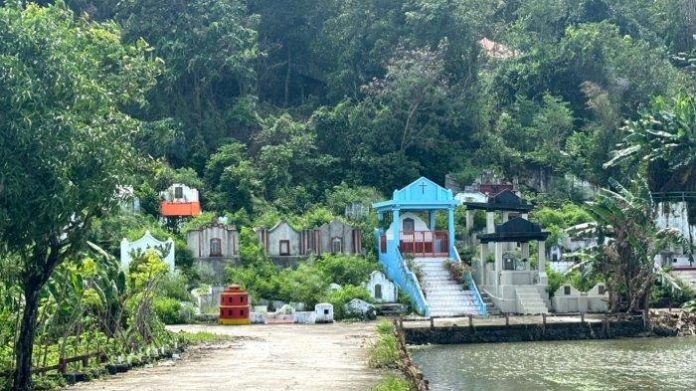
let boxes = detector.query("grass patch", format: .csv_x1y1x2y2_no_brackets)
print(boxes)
371,376,412,391
177,331,236,345
369,320,400,369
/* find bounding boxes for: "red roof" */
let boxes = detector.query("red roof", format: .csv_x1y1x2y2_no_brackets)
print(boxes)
160,201,201,217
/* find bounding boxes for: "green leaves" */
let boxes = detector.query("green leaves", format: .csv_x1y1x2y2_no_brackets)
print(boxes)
606,93,696,191
0,3,159,253
583,179,684,312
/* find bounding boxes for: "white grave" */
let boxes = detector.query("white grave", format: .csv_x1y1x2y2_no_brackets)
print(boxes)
314,303,334,323
586,283,610,312
120,231,175,270
552,283,609,313
365,271,398,303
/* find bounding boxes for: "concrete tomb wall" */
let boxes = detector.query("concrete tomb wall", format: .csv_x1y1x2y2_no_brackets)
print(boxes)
318,220,361,255
552,283,609,313
263,221,302,257
188,223,239,279
256,219,362,264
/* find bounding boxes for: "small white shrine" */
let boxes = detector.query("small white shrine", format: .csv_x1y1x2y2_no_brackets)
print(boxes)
120,231,175,270
365,271,398,303
314,303,334,323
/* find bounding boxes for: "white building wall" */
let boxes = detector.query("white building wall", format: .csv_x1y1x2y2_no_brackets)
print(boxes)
455,191,488,204
655,201,696,268
120,231,175,270
160,183,199,202
385,212,429,240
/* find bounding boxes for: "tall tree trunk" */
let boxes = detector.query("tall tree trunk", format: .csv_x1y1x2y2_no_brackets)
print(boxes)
284,47,292,107
13,281,41,390
14,242,61,391
643,291,651,330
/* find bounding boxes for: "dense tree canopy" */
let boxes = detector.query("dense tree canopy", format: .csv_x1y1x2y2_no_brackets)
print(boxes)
0,2,159,388
14,0,688,203
4,1,696,386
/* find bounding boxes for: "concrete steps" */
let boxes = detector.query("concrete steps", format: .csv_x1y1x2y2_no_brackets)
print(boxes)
411,257,481,317
479,291,502,316
515,286,549,314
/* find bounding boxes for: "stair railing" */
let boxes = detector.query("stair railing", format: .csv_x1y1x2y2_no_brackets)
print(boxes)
375,229,429,316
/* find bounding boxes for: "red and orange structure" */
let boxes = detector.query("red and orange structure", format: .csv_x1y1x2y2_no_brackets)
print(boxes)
219,284,250,325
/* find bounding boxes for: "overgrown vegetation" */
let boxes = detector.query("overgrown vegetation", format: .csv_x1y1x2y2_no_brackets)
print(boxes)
368,320,400,369
227,231,378,318
371,376,412,391
3,0,696,388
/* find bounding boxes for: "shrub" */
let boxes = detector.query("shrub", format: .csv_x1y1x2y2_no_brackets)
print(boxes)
316,254,379,286
323,285,372,320
159,270,193,302
175,240,194,270
277,262,329,308
546,266,565,297
443,260,470,283
371,377,411,391
153,297,183,325
651,279,695,308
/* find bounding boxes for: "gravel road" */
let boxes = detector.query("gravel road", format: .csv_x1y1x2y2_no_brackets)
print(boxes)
66,322,383,391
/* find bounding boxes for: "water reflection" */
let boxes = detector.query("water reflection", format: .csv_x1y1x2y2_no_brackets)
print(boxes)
410,338,696,390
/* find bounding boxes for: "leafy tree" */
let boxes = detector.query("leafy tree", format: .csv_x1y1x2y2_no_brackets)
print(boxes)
250,0,329,106
254,114,334,204
606,93,696,192
313,0,403,101
584,180,684,313
480,94,575,178
323,183,383,215
316,255,379,286
116,0,259,164
126,250,169,343
204,142,261,213
0,3,159,388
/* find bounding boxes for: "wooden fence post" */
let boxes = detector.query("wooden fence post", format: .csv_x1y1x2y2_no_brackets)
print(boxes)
505,313,509,326
468,314,473,329
58,357,67,374
581,312,585,324
430,317,435,329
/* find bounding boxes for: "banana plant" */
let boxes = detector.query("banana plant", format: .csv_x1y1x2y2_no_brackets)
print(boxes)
581,179,687,313
606,93,696,191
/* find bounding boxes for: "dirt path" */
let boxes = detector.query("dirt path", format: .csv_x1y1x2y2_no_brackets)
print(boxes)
67,322,383,391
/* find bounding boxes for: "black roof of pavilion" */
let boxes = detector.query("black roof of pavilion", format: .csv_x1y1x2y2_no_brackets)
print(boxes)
478,217,549,243
463,189,534,212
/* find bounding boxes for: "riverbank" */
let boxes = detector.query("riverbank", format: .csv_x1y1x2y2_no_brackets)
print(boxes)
400,314,651,345
67,323,383,390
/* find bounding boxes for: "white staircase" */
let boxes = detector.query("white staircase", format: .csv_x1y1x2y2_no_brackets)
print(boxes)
515,286,549,314
412,257,480,317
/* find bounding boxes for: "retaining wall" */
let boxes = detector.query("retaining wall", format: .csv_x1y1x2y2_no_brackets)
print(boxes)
404,318,647,345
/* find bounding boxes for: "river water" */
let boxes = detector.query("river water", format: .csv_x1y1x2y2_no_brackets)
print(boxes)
410,337,696,390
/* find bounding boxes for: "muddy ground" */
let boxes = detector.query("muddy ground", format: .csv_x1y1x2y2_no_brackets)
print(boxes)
66,322,384,391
